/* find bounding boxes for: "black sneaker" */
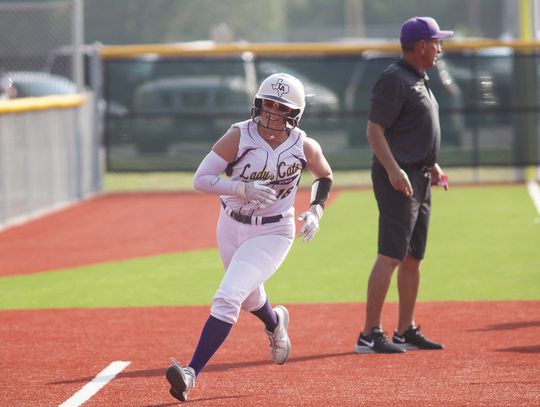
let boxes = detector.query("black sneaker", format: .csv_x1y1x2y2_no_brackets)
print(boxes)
392,325,444,350
354,327,405,354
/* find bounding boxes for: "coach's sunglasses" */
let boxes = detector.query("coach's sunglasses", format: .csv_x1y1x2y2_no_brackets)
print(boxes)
262,99,292,112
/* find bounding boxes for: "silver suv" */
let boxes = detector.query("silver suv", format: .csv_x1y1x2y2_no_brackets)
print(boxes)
0,71,77,99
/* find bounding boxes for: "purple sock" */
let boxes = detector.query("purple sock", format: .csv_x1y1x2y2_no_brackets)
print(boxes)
188,315,232,376
251,299,278,332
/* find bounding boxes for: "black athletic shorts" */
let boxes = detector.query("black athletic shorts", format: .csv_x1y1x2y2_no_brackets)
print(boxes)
371,161,432,261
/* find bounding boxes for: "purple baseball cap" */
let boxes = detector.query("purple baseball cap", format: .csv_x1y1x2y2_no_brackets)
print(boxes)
400,16,454,45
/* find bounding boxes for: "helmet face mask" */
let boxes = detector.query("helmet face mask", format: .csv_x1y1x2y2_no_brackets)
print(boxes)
251,73,305,131
251,102,300,131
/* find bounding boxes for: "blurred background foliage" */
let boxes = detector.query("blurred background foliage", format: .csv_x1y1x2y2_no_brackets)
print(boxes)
81,0,509,45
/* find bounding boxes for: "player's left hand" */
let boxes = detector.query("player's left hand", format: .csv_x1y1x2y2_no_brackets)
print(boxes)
297,204,323,242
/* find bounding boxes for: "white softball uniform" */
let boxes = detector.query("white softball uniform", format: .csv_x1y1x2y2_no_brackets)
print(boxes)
210,119,307,324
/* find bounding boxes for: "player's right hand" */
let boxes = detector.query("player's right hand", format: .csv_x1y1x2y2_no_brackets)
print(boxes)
236,180,277,208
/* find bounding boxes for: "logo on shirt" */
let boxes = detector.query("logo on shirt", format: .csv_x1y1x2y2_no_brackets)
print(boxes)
278,161,302,179
239,164,274,182
238,160,302,185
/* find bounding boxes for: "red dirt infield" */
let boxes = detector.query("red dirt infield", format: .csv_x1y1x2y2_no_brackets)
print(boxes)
0,190,317,276
0,192,221,276
1,301,539,406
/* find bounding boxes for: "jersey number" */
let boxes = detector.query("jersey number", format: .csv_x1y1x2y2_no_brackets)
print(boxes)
276,187,294,200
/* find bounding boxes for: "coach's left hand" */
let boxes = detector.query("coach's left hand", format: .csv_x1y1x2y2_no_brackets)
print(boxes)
430,164,449,191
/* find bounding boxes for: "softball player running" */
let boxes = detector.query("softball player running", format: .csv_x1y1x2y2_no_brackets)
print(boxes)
165,73,333,402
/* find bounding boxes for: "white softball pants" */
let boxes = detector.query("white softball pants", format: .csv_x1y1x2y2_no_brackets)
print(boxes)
210,208,295,324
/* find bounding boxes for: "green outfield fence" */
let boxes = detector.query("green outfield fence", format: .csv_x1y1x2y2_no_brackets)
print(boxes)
99,40,540,172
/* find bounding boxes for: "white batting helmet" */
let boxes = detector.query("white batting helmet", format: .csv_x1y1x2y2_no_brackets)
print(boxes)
251,73,306,130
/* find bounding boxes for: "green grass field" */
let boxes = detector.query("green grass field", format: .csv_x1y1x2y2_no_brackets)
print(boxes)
1,184,538,310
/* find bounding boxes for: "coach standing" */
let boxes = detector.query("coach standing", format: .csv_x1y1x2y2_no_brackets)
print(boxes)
354,17,452,354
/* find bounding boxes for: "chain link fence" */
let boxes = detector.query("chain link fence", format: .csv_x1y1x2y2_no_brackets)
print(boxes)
0,0,100,231
0,0,84,97
99,42,540,178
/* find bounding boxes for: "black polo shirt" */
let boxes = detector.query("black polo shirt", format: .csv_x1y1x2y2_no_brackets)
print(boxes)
368,58,441,167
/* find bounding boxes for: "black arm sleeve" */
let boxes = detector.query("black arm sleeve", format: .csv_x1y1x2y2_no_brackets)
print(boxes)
310,177,332,208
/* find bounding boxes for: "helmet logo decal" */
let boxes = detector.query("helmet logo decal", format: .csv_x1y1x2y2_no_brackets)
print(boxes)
271,79,289,97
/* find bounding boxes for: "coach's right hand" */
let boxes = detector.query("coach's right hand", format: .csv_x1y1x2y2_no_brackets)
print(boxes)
236,180,277,208
389,168,413,197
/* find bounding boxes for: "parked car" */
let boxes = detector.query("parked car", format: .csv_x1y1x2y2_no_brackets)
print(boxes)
0,71,77,99
445,47,514,125
255,61,340,113
344,51,465,147
128,75,253,153
253,61,341,138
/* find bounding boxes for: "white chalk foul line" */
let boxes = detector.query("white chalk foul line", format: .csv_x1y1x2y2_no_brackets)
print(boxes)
527,180,540,216
59,360,131,407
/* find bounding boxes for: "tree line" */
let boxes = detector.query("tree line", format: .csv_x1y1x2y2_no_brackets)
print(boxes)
84,0,504,45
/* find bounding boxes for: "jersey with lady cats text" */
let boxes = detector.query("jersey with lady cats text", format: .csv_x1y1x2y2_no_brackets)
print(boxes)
221,119,307,218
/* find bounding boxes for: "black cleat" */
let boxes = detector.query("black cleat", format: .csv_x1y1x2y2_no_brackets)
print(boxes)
393,325,444,350
354,327,405,354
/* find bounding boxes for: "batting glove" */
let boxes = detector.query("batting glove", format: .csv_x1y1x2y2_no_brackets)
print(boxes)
297,204,323,243
236,180,277,208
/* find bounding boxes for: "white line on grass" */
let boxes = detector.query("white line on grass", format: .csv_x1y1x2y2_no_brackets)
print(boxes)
527,180,540,216
58,360,131,407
